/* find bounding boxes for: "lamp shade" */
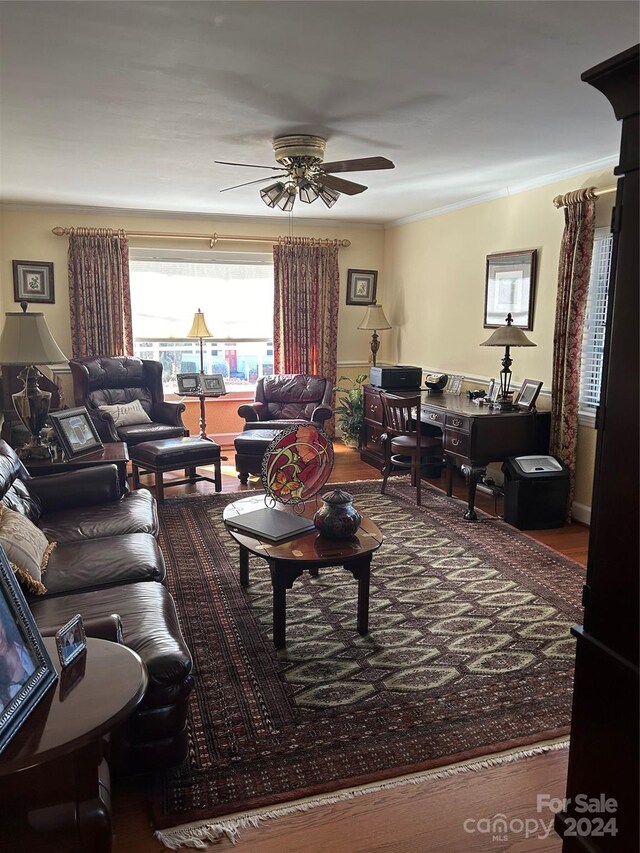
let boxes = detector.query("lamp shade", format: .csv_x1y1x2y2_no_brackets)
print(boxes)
187,309,212,339
480,322,536,348
358,303,392,332
0,309,67,365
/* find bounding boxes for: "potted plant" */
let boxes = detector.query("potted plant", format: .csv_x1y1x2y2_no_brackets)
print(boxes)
334,374,368,449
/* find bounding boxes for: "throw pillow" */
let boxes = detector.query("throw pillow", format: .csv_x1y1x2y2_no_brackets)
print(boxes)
98,399,152,427
0,506,56,595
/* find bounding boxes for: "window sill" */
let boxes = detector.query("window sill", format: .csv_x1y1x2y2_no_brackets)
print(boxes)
578,411,597,429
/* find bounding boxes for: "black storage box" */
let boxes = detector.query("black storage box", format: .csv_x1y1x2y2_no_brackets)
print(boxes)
502,455,569,530
370,364,422,390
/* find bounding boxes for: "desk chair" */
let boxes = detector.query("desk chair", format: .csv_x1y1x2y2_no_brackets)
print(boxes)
380,393,443,505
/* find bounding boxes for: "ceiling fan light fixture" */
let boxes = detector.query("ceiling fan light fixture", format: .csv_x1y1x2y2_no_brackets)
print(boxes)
275,184,297,212
298,179,320,204
318,185,340,208
260,181,286,207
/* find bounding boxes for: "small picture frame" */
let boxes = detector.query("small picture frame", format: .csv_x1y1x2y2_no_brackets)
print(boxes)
177,373,200,394
346,269,378,305
201,374,227,395
12,260,55,304
484,250,537,330
514,379,543,411
487,378,500,403
49,406,103,459
0,545,57,753
447,375,464,395
55,614,86,669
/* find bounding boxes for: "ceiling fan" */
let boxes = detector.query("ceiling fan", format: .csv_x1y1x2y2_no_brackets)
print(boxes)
215,135,395,211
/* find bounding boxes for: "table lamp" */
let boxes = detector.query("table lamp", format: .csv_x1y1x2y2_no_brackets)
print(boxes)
480,313,536,409
358,303,392,367
0,302,68,459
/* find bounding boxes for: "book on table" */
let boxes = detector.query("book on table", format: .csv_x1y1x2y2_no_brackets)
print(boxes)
225,507,315,543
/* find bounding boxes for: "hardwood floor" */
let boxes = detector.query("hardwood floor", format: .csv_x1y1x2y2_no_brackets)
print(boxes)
112,443,588,853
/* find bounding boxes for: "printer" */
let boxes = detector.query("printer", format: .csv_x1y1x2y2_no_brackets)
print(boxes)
369,364,422,390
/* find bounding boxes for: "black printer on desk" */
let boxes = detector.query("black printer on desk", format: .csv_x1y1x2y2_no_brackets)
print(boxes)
369,364,422,390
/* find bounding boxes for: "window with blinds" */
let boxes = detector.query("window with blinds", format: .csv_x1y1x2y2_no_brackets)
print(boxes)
579,228,613,413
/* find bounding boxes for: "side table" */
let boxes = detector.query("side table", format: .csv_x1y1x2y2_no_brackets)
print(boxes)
25,442,130,494
0,637,147,853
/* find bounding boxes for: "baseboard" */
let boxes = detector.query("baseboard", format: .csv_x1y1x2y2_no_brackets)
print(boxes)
571,501,591,526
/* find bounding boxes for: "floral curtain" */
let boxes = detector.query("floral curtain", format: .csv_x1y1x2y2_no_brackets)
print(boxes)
68,229,133,358
273,239,340,431
550,188,597,516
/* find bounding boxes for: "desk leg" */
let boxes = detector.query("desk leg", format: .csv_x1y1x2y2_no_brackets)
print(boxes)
239,545,250,587
270,562,304,649
345,556,372,636
446,456,454,497
461,464,484,521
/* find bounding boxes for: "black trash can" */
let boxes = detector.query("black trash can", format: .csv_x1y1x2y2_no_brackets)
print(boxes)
502,455,569,530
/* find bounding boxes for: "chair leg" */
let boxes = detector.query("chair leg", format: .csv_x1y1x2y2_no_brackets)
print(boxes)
213,459,222,492
154,471,165,503
186,466,197,483
132,463,141,490
414,455,422,505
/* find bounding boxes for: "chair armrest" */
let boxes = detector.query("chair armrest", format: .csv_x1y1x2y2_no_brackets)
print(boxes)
40,614,123,644
151,400,187,428
90,409,120,443
237,402,267,422
27,465,122,512
311,404,333,425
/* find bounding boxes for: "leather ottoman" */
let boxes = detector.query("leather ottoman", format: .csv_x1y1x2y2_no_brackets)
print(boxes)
130,436,222,502
234,428,281,484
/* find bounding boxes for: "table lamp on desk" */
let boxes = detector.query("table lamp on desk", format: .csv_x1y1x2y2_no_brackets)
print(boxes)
480,313,536,410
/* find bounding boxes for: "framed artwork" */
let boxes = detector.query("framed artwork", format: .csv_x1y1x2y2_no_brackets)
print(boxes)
49,407,103,459
484,249,537,330
514,379,543,411
447,375,464,395
12,260,55,304
55,614,86,669
0,545,58,754
346,269,378,305
177,373,200,394
201,374,227,395
487,378,500,403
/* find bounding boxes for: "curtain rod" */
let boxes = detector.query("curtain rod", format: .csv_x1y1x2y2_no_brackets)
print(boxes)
51,226,351,248
553,185,616,208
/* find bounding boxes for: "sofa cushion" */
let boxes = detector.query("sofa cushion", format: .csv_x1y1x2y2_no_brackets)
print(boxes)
99,398,152,427
40,533,165,596
37,488,159,544
0,506,55,595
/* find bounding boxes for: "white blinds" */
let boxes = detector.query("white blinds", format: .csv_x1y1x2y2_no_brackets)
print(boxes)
580,229,613,411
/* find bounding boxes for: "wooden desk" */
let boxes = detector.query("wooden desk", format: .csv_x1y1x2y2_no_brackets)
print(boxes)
0,638,147,853
362,387,550,520
25,442,129,494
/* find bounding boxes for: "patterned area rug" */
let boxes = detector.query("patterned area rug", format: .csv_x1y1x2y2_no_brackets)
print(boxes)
153,481,582,838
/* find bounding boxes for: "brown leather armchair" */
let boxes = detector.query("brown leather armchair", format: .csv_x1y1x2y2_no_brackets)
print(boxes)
70,355,188,446
237,374,333,432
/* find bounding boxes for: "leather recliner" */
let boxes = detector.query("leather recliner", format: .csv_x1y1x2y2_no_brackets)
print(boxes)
237,373,333,432
69,355,188,446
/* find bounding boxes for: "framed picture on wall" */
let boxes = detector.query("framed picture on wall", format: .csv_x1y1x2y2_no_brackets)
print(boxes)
12,260,55,304
484,249,537,330
346,269,378,305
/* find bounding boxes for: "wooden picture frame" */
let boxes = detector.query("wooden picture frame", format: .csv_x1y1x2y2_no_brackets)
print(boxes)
0,546,57,754
12,260,55,304
49,406,103,459
55,614,86,669
177,373,200,394
201,374,227,396
447,375,464,396
346,269,378,305
514,378,543,411
484,249,537,330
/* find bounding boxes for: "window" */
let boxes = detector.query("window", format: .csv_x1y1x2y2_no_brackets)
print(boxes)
579,228,613,418
129,249,274,392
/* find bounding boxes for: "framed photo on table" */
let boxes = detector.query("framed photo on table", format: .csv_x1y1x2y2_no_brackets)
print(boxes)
12,260,55,304
484,249,537,330
514,379,543,411
49,407,103,459
0,546,57,754
201,374,226,395
177,373,200,394
346,269,378,305
55,614,86,669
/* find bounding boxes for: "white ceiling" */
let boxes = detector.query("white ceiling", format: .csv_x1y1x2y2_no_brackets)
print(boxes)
0,1,637,225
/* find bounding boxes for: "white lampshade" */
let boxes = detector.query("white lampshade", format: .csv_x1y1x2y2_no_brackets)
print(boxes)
187,309,212,339
358,303,392,332
0,309,67,365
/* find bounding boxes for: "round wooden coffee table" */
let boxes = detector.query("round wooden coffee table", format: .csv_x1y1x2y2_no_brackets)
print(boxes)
224,494,383,648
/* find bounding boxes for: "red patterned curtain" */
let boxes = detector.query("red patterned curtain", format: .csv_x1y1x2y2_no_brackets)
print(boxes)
550,188,596,515
273,237,340,397
68,229,133,358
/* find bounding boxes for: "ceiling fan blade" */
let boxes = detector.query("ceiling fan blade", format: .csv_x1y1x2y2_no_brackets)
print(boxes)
214,160,283,170
318,156,395,174
220,174,287,192
317,174,367,195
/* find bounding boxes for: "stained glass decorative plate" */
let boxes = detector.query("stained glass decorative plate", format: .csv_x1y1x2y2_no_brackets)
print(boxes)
261,424,334,505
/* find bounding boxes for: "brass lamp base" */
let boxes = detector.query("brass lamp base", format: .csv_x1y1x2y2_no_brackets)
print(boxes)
12,365,55,461
16,436,54,461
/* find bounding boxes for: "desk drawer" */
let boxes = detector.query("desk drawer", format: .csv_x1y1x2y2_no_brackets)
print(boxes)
444,429,469,458
365,394,384,425
364,424,384,452
445,413,470,432
422,407,444,427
